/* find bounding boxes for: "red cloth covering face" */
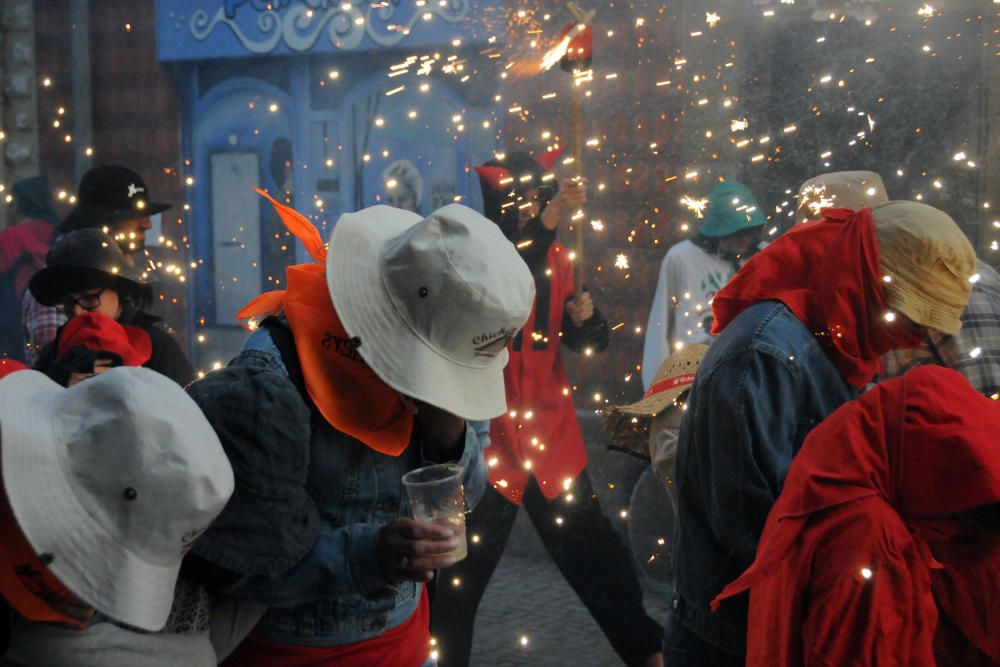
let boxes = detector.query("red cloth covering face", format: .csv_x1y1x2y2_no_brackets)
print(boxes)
488,243,588,505
57,312,153,367
712,365,1000,666
222,587,430,667
0,219,53,298
711,208,924,388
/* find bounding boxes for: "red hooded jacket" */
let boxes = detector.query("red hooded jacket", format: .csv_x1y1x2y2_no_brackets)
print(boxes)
713,365,1000,666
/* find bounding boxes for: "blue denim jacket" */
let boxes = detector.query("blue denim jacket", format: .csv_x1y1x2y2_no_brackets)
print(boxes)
671,301,855,657
221,326,489,646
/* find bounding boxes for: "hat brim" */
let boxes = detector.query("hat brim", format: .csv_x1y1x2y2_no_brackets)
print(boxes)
888,278,964,336
29,265,149,307
326,206,510,421
0,371,179,631
613,385,691,417
191,490,319,576
60,203,171,234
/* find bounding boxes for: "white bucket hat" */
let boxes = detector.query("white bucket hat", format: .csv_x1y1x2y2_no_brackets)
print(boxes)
0,367,234,631
326,204,535,421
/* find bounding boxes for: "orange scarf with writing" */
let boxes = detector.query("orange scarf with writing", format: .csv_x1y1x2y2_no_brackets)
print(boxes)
238,189,413,456
0,497,87,628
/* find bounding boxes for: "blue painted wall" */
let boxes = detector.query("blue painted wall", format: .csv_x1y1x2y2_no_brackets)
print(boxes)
161,3,505,363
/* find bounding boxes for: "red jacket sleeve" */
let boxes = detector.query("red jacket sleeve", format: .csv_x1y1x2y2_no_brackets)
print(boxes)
0,224,50,272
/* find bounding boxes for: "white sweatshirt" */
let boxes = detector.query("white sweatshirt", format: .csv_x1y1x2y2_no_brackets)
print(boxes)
641,239,737,390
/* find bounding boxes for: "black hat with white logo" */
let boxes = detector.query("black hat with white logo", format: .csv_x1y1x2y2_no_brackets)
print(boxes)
61,165,171,233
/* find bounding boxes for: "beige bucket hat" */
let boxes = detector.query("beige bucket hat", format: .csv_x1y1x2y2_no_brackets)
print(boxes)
872,201,977,336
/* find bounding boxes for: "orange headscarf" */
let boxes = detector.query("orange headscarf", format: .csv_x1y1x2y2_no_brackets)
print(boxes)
237,189,413,456
0,494,87,628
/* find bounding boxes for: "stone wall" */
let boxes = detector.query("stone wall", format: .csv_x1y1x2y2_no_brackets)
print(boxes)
0,0,40,229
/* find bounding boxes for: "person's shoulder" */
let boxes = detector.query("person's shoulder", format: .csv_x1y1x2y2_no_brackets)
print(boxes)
233,325,289,375
664,238,698,261
971,260,1000,298
706,302,816,370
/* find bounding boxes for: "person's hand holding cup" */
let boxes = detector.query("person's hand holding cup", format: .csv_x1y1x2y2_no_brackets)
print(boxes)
376,517,461,583
379,463,468,583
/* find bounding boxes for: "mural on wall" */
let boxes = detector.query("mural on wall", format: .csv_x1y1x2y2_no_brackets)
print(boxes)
344,80,467,217
158,0,488,61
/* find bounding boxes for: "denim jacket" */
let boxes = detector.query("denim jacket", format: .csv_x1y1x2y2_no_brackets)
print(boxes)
671,301,855,657
220,326,489,646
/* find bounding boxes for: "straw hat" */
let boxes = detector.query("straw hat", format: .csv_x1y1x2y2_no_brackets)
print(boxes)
616,345,708,416
603,345,708,456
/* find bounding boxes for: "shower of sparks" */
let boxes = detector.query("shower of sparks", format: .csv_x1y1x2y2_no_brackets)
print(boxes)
539,35,572,71
798,185,836,220
680,195,710,219
705,12,720,27
614,254,630,270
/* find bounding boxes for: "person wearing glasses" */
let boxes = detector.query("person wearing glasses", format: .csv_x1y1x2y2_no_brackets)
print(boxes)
26,229,195,386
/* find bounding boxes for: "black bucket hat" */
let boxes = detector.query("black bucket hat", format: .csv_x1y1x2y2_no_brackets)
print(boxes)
186,366,319,576
29,229,151,307
61,165,171,233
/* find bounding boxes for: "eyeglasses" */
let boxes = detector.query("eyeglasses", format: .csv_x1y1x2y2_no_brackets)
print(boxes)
62,289,107,316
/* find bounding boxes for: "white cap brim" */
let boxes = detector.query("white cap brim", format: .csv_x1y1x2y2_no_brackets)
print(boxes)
327,206,510,421
0,371,180,632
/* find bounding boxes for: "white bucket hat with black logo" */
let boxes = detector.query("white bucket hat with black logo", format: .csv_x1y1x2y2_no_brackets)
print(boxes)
327,204,535,421
0,367,234,631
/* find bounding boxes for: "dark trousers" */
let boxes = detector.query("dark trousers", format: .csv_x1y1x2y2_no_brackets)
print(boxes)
661,613,745,667
430,472,663,667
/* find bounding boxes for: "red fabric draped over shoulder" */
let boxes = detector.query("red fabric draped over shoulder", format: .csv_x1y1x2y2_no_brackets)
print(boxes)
713,366,1000,666
711,208,922,387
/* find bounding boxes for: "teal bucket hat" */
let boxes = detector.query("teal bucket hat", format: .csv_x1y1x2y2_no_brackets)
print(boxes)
700,181,767,238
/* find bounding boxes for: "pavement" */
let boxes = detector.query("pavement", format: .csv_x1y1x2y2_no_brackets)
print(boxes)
461,412,675,667
467,517,672,667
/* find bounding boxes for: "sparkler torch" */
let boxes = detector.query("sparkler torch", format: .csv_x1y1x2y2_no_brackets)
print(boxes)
541,2,595,299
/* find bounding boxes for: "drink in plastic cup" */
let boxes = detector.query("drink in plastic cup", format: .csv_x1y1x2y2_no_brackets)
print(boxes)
402,463,467,562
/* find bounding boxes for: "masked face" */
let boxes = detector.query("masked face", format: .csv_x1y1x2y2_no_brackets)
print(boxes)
649,408,685,506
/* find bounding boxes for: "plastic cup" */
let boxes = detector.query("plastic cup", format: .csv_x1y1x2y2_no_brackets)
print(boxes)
402,463,467,562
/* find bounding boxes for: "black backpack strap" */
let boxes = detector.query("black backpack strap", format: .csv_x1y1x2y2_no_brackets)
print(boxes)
258,316,311,407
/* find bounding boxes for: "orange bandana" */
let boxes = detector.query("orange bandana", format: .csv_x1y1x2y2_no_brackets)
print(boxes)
238,189,413,456
0,495,87,628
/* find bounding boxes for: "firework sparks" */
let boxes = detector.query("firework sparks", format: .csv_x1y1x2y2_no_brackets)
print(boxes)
680,195,710,219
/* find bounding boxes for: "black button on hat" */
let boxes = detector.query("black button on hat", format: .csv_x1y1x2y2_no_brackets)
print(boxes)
61,165,172,234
